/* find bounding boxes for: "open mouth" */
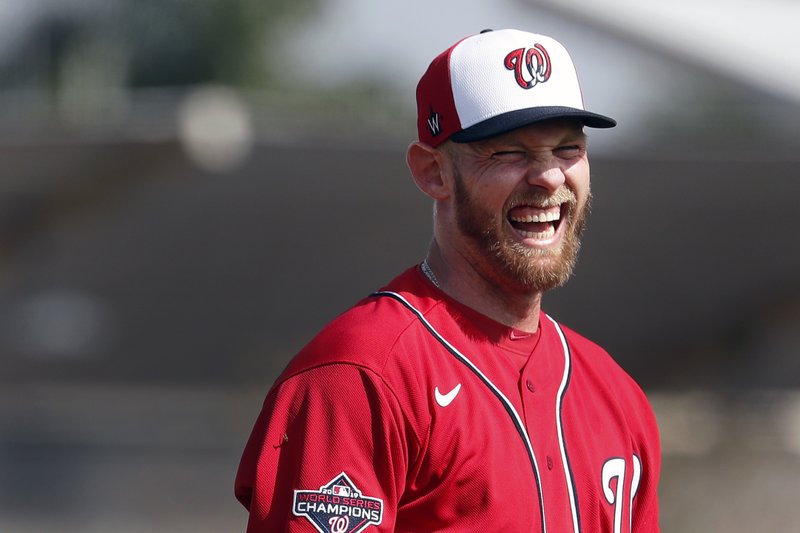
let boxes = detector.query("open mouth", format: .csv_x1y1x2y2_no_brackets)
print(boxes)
507,204,564,241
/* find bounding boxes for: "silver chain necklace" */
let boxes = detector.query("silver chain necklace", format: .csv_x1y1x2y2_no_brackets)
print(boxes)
420,260,441,288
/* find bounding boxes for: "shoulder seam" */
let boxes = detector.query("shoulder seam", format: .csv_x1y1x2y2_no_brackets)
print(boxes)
272,359,425,451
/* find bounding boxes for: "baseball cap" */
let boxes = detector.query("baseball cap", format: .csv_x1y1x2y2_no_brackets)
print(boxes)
415,29,616,147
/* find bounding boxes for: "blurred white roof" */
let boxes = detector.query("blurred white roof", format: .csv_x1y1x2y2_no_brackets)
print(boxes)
533,0,800,105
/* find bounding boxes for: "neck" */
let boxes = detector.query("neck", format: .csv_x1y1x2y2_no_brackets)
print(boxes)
424,240,543,333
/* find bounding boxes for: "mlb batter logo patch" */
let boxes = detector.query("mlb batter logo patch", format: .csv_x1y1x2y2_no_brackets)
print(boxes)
293,472,383,533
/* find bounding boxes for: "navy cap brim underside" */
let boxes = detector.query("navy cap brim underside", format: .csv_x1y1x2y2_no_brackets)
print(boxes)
450,106,616,144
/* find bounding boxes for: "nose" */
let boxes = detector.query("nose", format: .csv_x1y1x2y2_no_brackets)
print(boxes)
525,162,565,193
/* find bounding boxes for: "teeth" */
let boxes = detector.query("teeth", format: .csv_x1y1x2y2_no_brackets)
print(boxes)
510,210,561,223
518,226,556,239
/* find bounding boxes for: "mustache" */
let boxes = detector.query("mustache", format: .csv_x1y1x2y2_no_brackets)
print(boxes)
505,187,577,210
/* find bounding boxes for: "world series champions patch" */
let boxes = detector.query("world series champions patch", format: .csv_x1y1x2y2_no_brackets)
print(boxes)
293,472,384,533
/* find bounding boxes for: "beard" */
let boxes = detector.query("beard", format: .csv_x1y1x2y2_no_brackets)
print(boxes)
452,168,591,293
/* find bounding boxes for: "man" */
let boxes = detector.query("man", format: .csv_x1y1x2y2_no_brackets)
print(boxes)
236,29,660,532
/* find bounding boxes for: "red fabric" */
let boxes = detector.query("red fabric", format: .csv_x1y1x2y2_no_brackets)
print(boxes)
415,41,463,147
235,266,660,532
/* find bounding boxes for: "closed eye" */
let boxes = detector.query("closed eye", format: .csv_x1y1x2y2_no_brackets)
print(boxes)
555,145,585,159
491,150,527,161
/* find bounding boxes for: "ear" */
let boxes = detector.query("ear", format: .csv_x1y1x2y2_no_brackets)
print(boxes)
406,142,451,200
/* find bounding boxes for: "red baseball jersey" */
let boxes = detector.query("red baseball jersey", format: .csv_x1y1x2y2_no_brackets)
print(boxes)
235,266,660,532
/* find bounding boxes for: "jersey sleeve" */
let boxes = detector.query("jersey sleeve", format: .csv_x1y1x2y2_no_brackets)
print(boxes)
235,363,415,532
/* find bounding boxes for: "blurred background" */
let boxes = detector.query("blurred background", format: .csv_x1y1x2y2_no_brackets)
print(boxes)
0,0,798,531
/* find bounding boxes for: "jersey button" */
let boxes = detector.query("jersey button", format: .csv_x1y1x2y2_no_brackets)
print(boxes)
525,379,535,393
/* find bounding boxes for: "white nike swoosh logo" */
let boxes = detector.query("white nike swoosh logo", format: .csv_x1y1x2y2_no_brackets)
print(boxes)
434,383,462,407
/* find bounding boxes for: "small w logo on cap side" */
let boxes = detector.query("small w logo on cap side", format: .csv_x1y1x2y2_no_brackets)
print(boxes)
427,108,442,137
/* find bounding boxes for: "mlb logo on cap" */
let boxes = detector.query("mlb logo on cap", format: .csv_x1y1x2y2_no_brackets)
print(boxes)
415,29,616,147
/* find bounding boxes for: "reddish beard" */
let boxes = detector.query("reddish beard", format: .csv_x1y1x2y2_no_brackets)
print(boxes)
452,168,591,292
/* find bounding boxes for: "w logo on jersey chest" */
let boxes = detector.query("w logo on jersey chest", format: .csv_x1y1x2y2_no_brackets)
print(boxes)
600,455,642,533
